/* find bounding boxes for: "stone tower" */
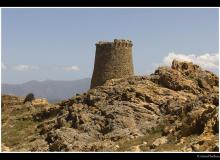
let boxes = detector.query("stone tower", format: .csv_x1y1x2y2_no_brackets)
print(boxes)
90,39,134,89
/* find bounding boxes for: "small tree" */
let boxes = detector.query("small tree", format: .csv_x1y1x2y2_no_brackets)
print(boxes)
23,93,35,104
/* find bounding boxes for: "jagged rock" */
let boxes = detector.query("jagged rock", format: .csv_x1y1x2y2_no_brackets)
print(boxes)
29,139,49,152
45,127,115,152
2,60,219,152
32,98,49,107
180,104,218,137
33,105,64,121
151,66,201,94
2,94,24,110
162,126,173,136
1,144,10,152
129,145,141,152
150,137,168,149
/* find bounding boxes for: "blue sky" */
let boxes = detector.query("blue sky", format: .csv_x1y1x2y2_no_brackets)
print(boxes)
1,8,219,84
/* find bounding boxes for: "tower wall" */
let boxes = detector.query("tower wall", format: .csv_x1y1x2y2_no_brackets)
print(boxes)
90,39,134,88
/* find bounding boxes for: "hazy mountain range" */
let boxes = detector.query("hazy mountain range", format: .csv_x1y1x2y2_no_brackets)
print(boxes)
2,78,91,102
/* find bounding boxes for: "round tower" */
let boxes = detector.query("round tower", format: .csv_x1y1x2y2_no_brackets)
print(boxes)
90,39,134,89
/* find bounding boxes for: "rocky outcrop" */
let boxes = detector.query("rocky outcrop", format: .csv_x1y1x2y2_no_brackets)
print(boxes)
1,143,11,152
2,60,219,152
32,98,49,107
2,94,24,108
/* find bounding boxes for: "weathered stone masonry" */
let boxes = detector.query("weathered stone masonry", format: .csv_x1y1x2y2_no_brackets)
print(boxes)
90,39,134,88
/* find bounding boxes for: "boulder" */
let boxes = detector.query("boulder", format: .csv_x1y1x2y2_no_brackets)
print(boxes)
32,98,49,107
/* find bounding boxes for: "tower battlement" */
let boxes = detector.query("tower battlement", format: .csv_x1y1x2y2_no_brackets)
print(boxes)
95,39,133,48
91,39,134,88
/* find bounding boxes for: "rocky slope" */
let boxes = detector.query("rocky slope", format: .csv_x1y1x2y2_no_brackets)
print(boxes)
2,60,219,152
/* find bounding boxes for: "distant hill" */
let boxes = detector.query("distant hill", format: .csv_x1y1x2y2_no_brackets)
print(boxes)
2,78,91,102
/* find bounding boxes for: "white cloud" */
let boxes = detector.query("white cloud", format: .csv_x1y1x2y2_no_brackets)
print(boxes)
14,65,39,71
2,63,7,70
63,65,80,72
163,52,219,70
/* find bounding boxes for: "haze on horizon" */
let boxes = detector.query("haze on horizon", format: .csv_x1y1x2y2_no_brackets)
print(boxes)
1,8,219,84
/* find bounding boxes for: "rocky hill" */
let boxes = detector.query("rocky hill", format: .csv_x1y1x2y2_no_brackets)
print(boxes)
2,60,219,152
